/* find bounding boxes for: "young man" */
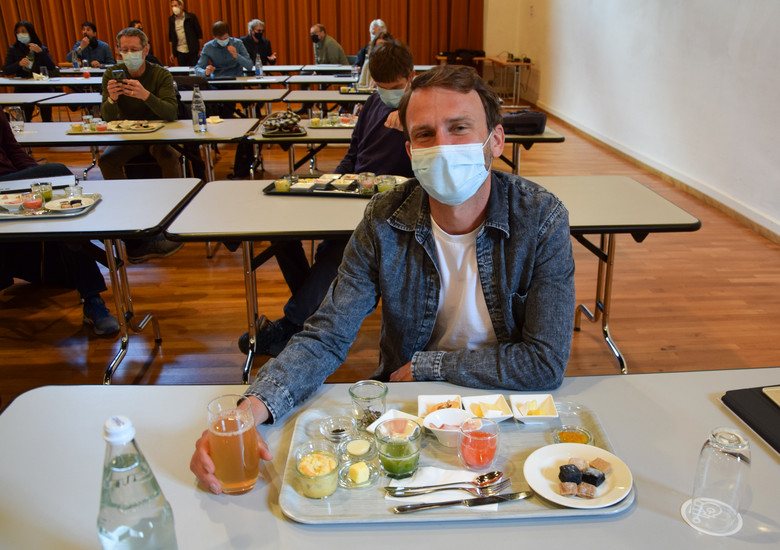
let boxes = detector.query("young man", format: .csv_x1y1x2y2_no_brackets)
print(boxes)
168,0,202,67
195,21,253,79
66,21,115,68
310,23,348,65
98,27,183,263
237,41,416,356
240,19,277,66
193,65,576,493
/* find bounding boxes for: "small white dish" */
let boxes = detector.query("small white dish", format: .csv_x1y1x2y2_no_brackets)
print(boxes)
365,409,422,434
422,408,473,447
462,394,513,423
417,395,462,418
509,393,559,423
0,194,23,212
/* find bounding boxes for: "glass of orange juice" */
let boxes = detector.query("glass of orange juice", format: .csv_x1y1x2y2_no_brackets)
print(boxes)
458,418,500,471
207,394,261,494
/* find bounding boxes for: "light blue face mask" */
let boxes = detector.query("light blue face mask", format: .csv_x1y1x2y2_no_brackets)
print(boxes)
17,33,31,45
376,86,405,109
411,131,493,206
216,38,230,47
122,51,144,72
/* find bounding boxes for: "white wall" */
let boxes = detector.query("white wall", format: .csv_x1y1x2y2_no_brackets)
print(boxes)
484,0,780,238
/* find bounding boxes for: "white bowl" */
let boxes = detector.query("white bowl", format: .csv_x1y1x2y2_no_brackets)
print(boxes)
422,408,474,447
0,195,23,212
462,394,513,422
417,394,462,418
509,393,559,423
365,409,422,434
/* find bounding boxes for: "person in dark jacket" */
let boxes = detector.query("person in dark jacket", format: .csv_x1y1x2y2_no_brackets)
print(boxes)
3,21,57,121
168,0,202,66
240,19,277,67
128,19,161,65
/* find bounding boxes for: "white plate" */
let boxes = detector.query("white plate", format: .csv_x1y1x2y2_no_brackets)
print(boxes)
523,443,633,509
509,393,559,423
44,197,94,211
461,394,513,422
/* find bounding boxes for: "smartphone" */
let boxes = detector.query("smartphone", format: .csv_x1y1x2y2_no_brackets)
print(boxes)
112,69,126,82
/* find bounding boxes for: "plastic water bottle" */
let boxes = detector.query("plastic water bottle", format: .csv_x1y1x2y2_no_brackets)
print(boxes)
97,416,178,550
72,50,79,69
255,54,263,77
191,85,207,133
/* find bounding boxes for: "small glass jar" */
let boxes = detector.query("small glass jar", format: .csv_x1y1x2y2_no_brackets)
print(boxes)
376,175,396,193
358,172,376,196
338,434,377,463
349,380,387,430
374,418,422,479
66,185,83,198
318,415,357,444
295,440,339,498
553,425,593,445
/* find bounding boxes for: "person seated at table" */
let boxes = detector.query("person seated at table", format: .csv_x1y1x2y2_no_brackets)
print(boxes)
168,0,202,67
0,110,120,336
98,27,183,263
3,20,57,122
240,19,277,67
355,19,386,73
310,23,348,65
128,19,161,66
237,40,417,357
66,21,115,68
195,21,254,80
356,32,393,90
195,64,575,492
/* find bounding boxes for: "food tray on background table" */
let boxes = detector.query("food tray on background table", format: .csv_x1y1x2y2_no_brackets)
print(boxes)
278,402,635,524
0,193,101,220
263,175,408,199
66,121,164,134
339,87,374,94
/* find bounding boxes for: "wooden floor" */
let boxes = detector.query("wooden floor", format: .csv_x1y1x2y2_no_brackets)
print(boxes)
2,104,779,411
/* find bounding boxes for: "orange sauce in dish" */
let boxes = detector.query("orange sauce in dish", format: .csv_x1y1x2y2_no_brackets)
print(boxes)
556,430,590,444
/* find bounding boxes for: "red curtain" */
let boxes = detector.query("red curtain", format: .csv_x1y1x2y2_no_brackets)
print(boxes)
1,0,483,69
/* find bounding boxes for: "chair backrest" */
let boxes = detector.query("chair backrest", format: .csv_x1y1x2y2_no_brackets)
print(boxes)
172,75,210,91
346,54,357,65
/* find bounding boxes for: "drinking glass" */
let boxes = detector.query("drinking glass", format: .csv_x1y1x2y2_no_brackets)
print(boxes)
66,184,83,198
295,440,339,498
39,66,49,80
327,112,339,126
82,114,94,130
376,175,396,193
207,394,261,495
21,191,43,212
681,427,750,536
374,418,422,479
310,107,322,126
458,418,500,471
358,172,375,195
8,107,24,133
31,182,52,202
349,380,387,430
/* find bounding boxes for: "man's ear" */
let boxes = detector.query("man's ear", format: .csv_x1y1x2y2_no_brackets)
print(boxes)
489,125,506,158
405,140,412,160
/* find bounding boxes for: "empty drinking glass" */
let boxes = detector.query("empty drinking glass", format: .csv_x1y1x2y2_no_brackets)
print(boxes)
8,107,24,133
681,427,750,536
39,66,49,80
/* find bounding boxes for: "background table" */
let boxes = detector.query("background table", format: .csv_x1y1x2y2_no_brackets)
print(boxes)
1,368,778,548
0,177,202,382
502,127,566,174
0,76,104,88
0,92,64,106
283,89,372,106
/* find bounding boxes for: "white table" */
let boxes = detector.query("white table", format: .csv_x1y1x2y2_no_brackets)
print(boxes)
0,177,202,383
301,64,354,73
287,74,358,87
262,64,304,73
0,92,65,105
1,368,779,548
502,127,566,175
0,76,104,87
166,179,368,381
283,89,372,105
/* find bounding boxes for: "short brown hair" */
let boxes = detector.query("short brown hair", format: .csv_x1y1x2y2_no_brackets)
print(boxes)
398,65,502,138
116,27,148,48
212,21,230,37
369,40,413,84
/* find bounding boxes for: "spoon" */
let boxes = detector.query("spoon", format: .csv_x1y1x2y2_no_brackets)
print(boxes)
384,471,503,494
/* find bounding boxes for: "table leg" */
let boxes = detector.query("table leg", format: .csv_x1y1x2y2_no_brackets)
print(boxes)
202,143,215,182
83,146,99,180
573,233,627,374
102,239,162,384
242,241,258,383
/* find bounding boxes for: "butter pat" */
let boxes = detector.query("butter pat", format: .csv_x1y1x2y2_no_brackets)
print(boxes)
349,461,370,484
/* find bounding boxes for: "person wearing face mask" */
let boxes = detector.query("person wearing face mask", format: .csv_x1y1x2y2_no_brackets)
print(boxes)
195,21,253,79
66,21,115,68
355,19,386,70
356,31,393,89
236,40,416,357
193,65,575,493
168,0,202,67
3,21,57,122
240,19,277,67
309,23,348,65
128,20,161,65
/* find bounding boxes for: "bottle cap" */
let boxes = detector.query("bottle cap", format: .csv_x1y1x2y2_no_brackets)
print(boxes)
103,415,135,444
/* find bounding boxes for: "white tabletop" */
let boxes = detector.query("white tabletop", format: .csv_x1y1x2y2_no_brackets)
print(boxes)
284,90,372,103
263,64,304,73
0,76,103,87
166,179,368,240
0,92,65,104
205,75,288,86
287,74,358,86
178,88,288,103
1,368,778,548
301,64,355,73
37,91,101,105
15,119,259,146
0,178,202,240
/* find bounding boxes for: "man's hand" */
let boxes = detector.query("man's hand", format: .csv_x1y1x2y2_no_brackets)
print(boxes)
205,62,215,76
168,54,176,66
227,45,238,59
79,36,90,51
106,79,123,101
90,60,101,68
190,395,273,494
268,52,277,63
384,111,403,132
120,79,151,101
390,361,413,381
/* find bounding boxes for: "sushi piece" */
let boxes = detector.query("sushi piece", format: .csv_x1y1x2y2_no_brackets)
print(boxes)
577,482,597,498
568,457,588,471
589,457,612,474
560,482,578,496
581,467,606,487
558,464,582,484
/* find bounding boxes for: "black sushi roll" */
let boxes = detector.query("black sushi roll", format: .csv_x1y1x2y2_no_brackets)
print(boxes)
558,464,582,484
581,467,606,487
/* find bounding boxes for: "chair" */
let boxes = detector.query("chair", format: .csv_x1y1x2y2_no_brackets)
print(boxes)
346,55,358,65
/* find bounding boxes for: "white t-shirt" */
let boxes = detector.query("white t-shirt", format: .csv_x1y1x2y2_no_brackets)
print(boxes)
175,18,188,53
426,216,497,351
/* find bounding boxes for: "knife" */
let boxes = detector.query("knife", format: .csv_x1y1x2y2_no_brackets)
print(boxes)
393,490,534,514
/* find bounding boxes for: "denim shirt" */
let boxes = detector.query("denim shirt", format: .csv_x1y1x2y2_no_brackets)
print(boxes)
246,171,576,423
194,37,253,78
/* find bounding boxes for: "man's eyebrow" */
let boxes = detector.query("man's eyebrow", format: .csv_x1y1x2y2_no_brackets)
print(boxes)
409,115,476,133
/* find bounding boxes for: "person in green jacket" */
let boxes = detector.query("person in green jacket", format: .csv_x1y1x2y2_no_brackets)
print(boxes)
310,23,348,65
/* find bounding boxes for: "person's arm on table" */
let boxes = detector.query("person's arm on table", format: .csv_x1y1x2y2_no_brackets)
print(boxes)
193,45,213,77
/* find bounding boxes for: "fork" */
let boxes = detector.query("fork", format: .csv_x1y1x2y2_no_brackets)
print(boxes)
385,479,511,498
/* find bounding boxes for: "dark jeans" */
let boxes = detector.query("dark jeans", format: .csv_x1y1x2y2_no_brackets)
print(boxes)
273,238,349,326
176,51,199,67
0,163,72,182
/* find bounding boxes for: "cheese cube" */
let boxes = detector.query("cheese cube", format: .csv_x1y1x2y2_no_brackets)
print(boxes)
349,461,370,484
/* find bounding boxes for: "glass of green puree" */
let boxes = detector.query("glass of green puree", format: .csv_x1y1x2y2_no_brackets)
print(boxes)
374,418,422,479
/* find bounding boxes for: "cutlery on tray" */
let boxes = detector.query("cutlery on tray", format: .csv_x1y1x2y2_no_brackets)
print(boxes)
392,490,534,514
385,478,511,498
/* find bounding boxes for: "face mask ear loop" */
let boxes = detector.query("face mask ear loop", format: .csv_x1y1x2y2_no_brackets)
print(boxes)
482,129,494,171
